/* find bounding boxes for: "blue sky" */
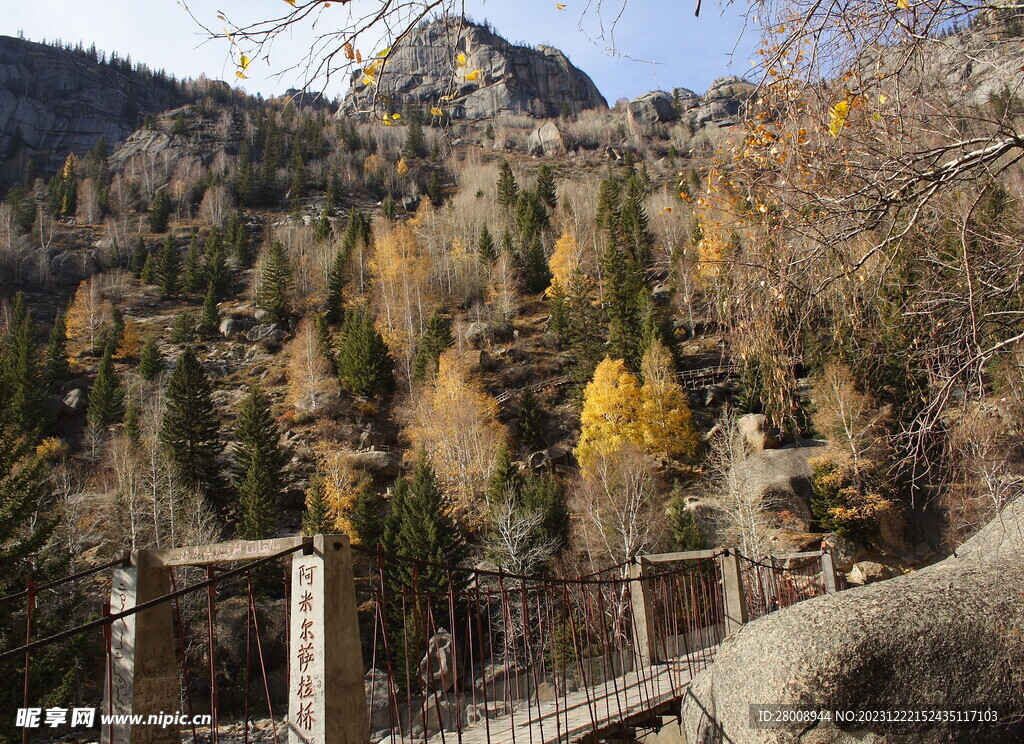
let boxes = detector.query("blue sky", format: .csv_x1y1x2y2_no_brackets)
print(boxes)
4,0,758,103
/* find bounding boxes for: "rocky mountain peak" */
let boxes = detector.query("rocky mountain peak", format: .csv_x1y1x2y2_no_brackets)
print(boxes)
0,35,187,172
340,17,607,120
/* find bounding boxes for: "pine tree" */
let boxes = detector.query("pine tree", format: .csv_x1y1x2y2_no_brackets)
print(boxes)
313,210,332,243
536,164,557,209
302,475,334,536
595,173,621,232
124,397,141,443
325,244,348,325
601,227,644,368
562,267,604,384
515,189,549,245
427,171,442,206
521,234,552,293
230,384,287,491
520,472,570,555
620,175,651,266
204,229,229,298
382,194,397,220
156,235,180,298
87,347,123,429
496,160,519,209
227,211,252,266
98,306,125,356
350,480,385,547
336,307,394,396
0,294,43,434
130,237,148,278
148,189,172,233
485,443,523,507
43,310,69,389
668,486,703,550
160,347,224,500
411,311,454,384
381,450,468,601
183,230,203,292
170,311,197,344
517,388,545,451
236,449,277,539
289,148,306,203
140,252,156,284
197,287,219,337
401,119,427,159
137,338,164,381
257,241,292,323
478,224,496,264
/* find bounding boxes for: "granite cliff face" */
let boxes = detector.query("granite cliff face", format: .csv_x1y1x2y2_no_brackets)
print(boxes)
340,18,607,120
0,36,186,170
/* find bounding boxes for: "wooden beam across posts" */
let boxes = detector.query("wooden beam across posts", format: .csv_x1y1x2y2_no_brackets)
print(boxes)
288,534,369,744
102,552,180,744
629,558,660,668
143,536,309,567
716,550,748,636
642,549,721,563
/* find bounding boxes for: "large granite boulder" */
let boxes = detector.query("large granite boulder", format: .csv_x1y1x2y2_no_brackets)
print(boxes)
340,18,606,120
681,496,1024,743
0,35,185,171
528,121,565,155
627,90,677,125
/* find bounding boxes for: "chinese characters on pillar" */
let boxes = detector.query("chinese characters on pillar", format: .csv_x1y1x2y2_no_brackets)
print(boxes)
294,563,317,734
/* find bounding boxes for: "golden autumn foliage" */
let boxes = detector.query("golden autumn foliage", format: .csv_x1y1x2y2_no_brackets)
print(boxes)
116,318,142,360
546,230,582,297
314,445,368,535
286,319,338,415
65,277,112,359
396,157,410,176
576,350,699,475
405,350,505,524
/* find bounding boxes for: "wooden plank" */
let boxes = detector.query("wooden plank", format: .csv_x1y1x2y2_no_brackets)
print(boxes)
643,549,721,563
142,536,310,567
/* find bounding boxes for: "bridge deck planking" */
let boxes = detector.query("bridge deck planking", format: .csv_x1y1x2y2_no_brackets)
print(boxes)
422,658,703,744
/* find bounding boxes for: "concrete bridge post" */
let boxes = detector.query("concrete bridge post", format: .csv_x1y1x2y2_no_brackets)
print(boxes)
629,557,660,667
288,533,368,744
102,551,180,744
717,550,748,635
821,550,839,593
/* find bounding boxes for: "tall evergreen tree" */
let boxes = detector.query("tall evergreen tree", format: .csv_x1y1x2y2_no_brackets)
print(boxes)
381,450,468,601
521,234,552,293
0,294,43,433
140,252,156,285
148,189,172,232
256,241,292,323
87,347,124,429
620,175,652,266
204,229,229,298
130,237,148,277
302,475,334,536
230,384,287,491
485,443,523,507
517,389,545,451
156,235,180,298
478,224,496,264
236,449,277,539
427,171,442,206
412,311,454,384
496,160,519,209
325,244,348,325
160,347,224,500
401,119,427,159
601,227,644,368
350,480,385,547
336,307,394,396
43,310,69,389
183,230,204,292
515,189,549,245
197,287,219,338
137,338,164,381
536,164,558,209
562,267,604,383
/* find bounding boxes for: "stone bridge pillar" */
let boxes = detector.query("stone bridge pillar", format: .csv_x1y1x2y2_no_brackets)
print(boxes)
288,534,368,744
102,551,179,744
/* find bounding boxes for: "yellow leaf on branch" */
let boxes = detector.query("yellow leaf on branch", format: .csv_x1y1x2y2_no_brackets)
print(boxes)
828,100,851,137
465,69,481,81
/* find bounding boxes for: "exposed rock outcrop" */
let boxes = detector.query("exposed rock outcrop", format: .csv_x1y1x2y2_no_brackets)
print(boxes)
681,496,1024,743
0,36,186,170
341,18,607,120
626,76,756,131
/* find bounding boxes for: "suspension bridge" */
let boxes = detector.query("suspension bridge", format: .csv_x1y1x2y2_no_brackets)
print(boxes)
0,534,840,744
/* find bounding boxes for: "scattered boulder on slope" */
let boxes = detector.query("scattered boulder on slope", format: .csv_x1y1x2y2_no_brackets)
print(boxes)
681,496,1024,743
